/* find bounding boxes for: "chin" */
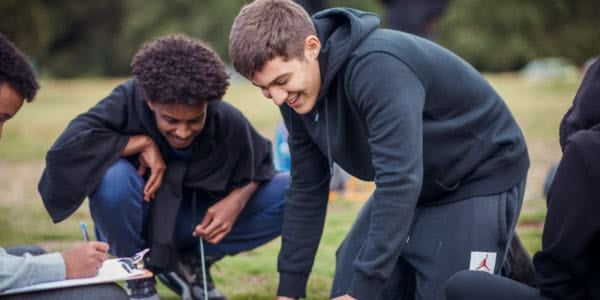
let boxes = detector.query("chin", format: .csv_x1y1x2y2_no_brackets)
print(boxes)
293,107,311,115
170,142,192,149
293,100,316,115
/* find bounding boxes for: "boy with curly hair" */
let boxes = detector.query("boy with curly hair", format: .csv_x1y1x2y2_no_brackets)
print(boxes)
39,34,289,300
229,1,529,299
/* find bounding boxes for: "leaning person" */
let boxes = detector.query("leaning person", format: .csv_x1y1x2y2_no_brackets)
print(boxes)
39,34,288,300
229,1,529,299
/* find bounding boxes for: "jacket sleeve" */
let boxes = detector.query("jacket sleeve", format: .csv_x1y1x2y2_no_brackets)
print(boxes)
276,107,331,298
221,103,275,186
344,53,425,298
0,247,65,291
534,135,600,299
38,83,132,223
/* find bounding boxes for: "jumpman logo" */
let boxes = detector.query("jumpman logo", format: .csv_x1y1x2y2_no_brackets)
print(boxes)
476,254,491,272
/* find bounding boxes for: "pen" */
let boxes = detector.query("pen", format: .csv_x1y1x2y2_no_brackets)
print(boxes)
80,221,90,242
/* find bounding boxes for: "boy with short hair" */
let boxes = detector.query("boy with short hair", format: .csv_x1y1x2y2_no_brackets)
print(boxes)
229,1,529,299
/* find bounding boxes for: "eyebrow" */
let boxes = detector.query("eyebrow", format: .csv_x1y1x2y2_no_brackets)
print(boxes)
161,111,205,121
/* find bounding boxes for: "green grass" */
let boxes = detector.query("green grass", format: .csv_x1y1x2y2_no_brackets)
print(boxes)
0,73,582,298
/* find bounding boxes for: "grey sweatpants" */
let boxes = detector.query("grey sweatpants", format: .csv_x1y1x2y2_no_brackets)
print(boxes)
331,177,526,300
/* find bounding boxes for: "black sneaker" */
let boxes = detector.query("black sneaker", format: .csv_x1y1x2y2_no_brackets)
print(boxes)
157,254,227,300
126,277,160,300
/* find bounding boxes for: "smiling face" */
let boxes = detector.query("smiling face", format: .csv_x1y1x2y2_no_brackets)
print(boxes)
147,100,207,149
0,83,25,141
251,36,322,115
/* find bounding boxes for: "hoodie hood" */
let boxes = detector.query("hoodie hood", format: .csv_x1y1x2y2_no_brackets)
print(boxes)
559,58,600,152
312,8,381,96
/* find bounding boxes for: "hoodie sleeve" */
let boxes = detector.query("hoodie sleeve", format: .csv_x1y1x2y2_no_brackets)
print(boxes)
0,247,65,291
276,107,331,298
344,52,425,298
534,132,600,299
38,82,133,223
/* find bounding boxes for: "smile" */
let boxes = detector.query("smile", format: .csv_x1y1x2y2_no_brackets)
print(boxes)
287,95,299,106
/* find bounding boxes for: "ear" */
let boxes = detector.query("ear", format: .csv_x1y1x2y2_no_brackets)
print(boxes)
146,100,155,111
304,35,321,59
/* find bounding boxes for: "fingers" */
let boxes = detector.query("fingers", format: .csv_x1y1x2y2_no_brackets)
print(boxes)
193,216,230,244
90,241,110,253
141,159,165,201
143,169,163,201
137,164,147,177
63,243,109,279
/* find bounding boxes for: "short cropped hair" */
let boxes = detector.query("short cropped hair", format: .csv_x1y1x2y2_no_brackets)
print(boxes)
229,0,316,79
0,33,40,102
131,34,229,105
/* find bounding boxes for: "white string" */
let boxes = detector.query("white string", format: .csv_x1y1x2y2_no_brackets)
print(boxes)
199,237,209,300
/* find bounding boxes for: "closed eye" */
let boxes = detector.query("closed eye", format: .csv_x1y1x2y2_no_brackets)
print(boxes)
275,79,288,85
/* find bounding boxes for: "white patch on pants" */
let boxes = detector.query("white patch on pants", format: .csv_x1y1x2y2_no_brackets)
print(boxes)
469,251,496,274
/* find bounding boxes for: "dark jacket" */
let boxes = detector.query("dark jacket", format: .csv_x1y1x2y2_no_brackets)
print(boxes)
534,59,600,300
277,8,529,298
38,79,275,270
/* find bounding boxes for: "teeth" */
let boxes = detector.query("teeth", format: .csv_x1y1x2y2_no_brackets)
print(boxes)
287,95,297,104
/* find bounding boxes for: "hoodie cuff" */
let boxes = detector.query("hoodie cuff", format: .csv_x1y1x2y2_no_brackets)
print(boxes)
29,252,67,283
277,272,309,298
347,271,386,300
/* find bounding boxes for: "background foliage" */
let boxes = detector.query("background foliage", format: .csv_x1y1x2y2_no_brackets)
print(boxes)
437,0,600,71
2,0,598,77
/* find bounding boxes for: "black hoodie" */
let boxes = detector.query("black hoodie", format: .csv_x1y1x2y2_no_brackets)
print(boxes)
277,8,529,298
533,59,600,300
38,79,275,270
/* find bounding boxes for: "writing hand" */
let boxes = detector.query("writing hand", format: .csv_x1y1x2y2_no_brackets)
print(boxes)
62,241,109,279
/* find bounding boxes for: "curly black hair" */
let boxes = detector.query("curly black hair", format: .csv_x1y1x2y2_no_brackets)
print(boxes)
0,33,40,102
131,34,230,105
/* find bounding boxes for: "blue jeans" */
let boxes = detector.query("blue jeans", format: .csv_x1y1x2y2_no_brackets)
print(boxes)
89,159,288,259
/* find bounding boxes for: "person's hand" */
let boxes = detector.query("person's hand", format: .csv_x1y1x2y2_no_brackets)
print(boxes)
61,241,109,279
278,297,298,300
193,193,245,244
136,138,165,201
332,295,357,300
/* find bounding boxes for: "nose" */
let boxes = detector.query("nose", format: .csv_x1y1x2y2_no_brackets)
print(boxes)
268,87,288,106
175,124,192,139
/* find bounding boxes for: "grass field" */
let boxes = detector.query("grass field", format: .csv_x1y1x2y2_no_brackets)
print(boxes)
0,73,581,299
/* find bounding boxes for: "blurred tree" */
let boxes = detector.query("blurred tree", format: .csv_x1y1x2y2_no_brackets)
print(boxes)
40,0,127,77
0,0,50,65
122,0,246,71
436,0,600,71
2,0,598,76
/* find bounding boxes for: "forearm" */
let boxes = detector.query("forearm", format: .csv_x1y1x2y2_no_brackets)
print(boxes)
0,251,65,290
230,181,259,208
121,134,152,157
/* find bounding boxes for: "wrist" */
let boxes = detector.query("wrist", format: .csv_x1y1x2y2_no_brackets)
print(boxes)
123,134,153,156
